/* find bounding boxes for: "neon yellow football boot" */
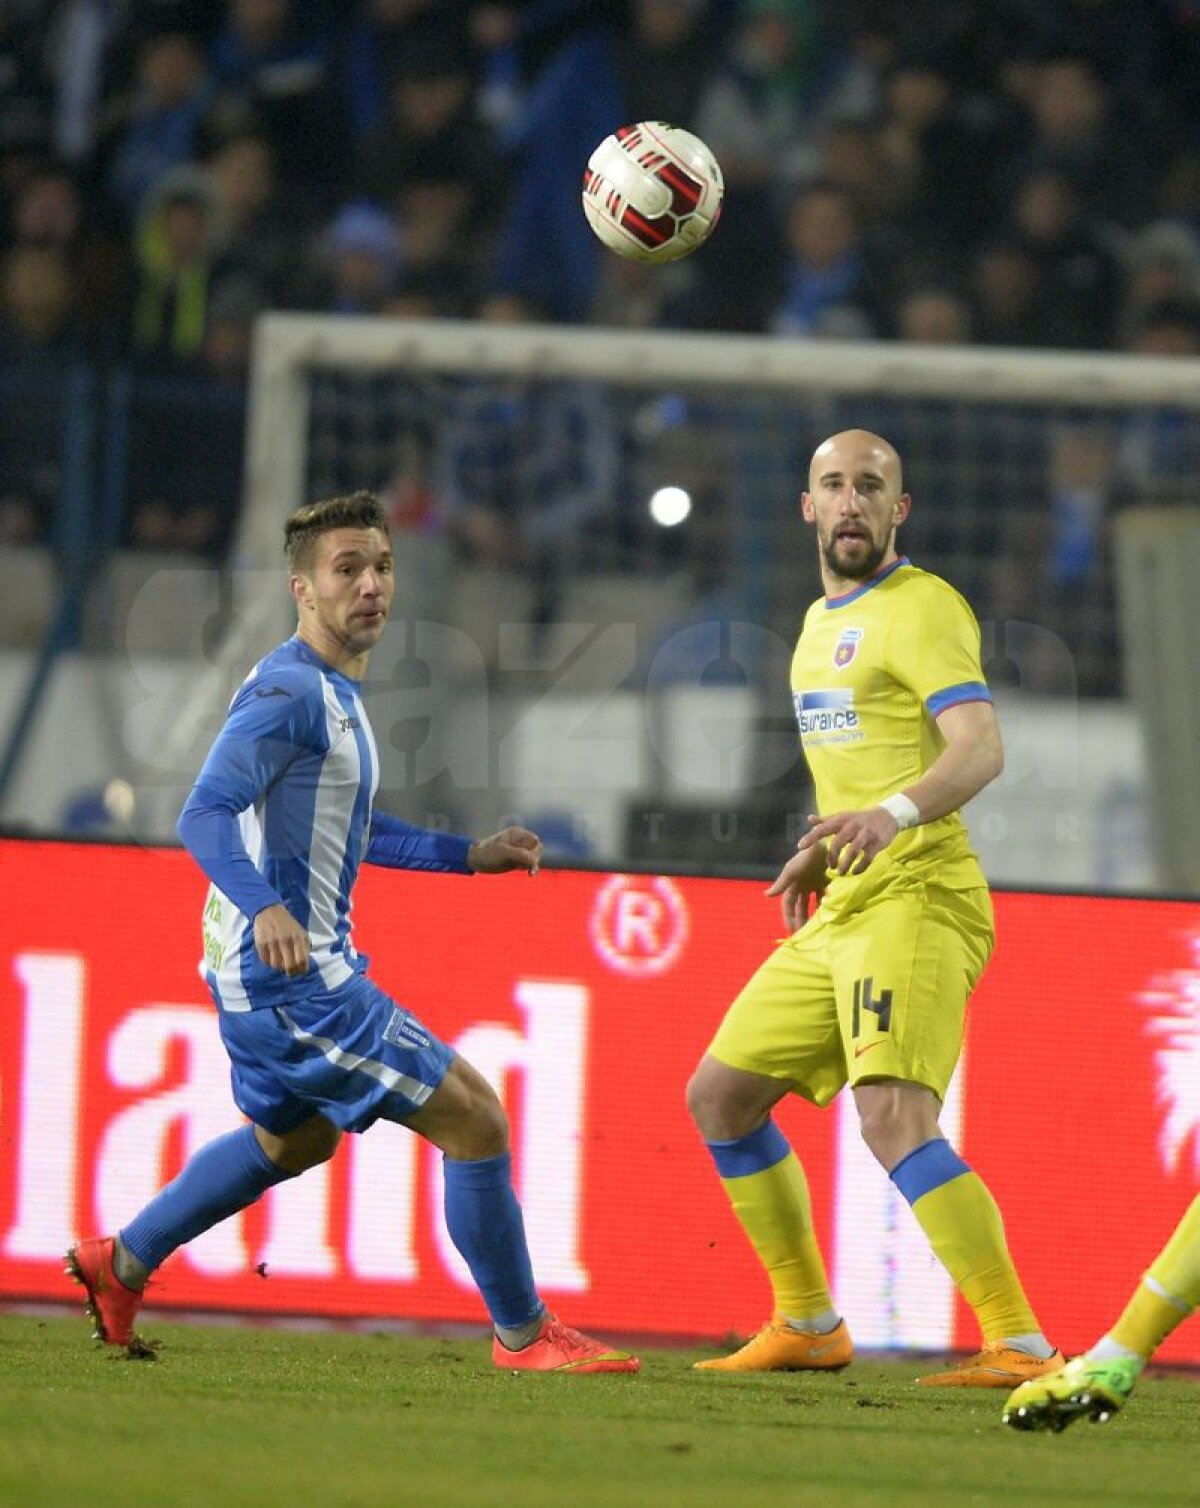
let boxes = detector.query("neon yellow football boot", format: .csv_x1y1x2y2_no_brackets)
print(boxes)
1002,1354,1142,1431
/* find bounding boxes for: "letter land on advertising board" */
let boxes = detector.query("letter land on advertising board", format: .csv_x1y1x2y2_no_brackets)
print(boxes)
1,839,1198,1360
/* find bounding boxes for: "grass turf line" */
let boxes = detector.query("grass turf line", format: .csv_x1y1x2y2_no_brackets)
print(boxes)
1,1313,1197,1508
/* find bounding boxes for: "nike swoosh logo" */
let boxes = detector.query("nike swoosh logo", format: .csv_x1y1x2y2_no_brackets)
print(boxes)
808,1338,841,1358
853,1040,886,1059
254,687,290,699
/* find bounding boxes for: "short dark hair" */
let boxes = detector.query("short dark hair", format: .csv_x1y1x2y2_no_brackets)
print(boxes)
284,490,389,571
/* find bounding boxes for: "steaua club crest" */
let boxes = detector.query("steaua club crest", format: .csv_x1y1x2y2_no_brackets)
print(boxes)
833,626,863,668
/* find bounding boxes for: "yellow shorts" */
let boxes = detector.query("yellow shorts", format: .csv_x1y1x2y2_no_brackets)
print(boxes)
707,883,994,1107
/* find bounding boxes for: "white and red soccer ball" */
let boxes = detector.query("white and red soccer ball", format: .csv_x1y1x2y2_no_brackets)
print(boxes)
582,122,724,264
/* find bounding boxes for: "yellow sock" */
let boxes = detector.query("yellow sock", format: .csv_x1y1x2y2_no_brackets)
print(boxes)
706,1121,832,1322
721,1152,834,1321
1110,1194,1200,1359
892,1138,1038,1343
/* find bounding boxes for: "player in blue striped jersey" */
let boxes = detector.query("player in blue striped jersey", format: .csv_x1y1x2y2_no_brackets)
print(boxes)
66,490,638,1375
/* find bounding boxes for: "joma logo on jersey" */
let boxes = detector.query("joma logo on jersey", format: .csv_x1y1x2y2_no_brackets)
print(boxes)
794,688,859,736
338,716,360,733
833,626,863,669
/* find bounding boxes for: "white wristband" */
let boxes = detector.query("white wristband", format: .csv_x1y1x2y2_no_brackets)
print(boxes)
880,793,920,831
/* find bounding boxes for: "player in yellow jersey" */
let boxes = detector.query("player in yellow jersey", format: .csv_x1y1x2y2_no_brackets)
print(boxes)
687,430,1063,1386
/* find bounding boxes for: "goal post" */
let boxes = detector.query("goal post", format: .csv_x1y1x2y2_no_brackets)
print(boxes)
141,314,1200,882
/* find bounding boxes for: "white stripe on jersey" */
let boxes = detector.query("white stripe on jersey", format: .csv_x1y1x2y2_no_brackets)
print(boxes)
230,804,266,1008
277,1008,435,1105
197,805,264,1011
359,690,381,804
307,678,360,992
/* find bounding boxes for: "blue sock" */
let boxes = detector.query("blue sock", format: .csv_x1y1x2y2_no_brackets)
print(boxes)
119,1124,290,1272
443,1152,543,1330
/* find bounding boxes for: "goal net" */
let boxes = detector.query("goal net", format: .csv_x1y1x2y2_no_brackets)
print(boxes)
147,315,1200,881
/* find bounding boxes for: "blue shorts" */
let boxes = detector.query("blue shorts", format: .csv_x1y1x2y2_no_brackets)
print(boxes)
216,973,455,1135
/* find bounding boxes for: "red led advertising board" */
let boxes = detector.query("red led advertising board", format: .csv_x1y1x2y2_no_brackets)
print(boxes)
2,838,1198,1359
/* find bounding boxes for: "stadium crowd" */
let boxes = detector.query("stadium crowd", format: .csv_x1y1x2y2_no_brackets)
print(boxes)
2,0,1200,573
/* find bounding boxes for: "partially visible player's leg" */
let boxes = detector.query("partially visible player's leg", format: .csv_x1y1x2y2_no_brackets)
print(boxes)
66,1112,330,1346
1004,1193,1200,1430
117,1110,340,1271
405,1054,639,1374
873,1104,1062,1387
66,983,375,1346
405,1054,540,1340
687,928,851,1372
838,889,1061,1388
1108,1193,1200,1358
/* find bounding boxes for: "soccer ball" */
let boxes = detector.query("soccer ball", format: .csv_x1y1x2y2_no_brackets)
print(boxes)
582,122,724,264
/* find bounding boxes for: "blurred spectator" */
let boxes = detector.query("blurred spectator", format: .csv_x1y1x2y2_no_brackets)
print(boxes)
104,29,214,214
1113,300,1200,514
0,0,55,191
616,0,724,129
0,241,77,544
130,166,229,367
1008,167,1123,348
816,121,894,221
353,30,484,206
1026,0,1186,125
0,96,54,222
688,0,849,329
1043,297,1200,597
1157,146,1200,238
340,0,469,142
203,129,308,306
317,201,401,314
876,0,1041,99
694,0,838,196
894,285,974,344
8,163,130,346
207,0,343,200
486,22,620,320
876,46,1010,252
434,291,621,640
1118,222,1200,345
969,238,1047,347
1014,50,1152,229
0,243,76,354
770,180,877,338
1125,296,1200,359
589,252,701,330
200,273,263,379
9,163,83,249
123,354,248,554
1036,294,1200,693
0,491,44,546
44,0,121,167
394,176,482,315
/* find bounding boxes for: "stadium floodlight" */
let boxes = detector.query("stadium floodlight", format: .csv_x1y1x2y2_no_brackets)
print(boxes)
649,486,692,526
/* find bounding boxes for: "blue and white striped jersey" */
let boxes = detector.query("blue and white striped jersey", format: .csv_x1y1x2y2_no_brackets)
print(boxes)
177,636,471,1012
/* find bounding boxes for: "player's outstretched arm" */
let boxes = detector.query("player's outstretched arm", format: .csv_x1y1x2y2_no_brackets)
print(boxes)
467,826,544,875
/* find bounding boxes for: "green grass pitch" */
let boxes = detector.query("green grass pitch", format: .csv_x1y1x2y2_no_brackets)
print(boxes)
2,1311,1197,1507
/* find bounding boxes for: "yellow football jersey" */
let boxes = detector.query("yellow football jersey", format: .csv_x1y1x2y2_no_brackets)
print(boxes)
791,557,991,910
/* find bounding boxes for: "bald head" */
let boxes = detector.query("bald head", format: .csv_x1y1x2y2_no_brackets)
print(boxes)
802,429,910,589
808,430,903,494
